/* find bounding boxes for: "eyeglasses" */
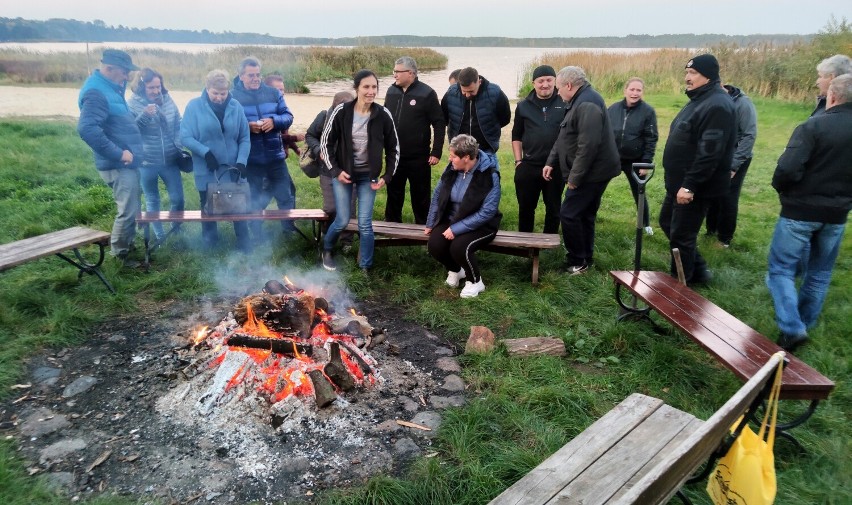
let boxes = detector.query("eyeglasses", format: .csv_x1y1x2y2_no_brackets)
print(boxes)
392,70,411,75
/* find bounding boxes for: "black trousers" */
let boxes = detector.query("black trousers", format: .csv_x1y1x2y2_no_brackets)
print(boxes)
559,180,610,266
514,161,562,234
659,192,710,282
621,161,651,227
705,158,751,244
427,222,496,283
385,157,431,225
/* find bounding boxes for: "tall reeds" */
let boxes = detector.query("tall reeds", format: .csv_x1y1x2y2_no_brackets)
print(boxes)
0,45,448,92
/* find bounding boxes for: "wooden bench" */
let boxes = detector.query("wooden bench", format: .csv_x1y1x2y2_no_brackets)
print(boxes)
610,270,834,436
343,220,561,285
136,209,330,265
489,353,784,505
0,226,114,293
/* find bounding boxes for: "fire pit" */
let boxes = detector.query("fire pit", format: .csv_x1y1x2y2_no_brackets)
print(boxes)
5,273,467,504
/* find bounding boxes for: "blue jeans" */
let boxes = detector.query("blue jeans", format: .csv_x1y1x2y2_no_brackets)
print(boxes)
765,217,846,337
98,167,140,256
246,161,295,237
324,173,376,268
139,163,185,239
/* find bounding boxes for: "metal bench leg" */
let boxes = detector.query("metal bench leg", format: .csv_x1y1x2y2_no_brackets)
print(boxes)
614,282,652,322
745,399,820,451
55,243,115,294
675,490,694,505
142,222,152,271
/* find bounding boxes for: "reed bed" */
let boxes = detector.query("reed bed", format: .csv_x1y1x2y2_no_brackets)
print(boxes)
0,45,447,92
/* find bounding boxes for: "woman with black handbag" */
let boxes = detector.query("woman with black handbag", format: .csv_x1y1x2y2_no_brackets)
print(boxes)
180,69,252,252
129,68,187,242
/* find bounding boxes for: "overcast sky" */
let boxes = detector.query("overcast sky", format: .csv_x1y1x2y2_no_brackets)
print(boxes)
4,1,850,38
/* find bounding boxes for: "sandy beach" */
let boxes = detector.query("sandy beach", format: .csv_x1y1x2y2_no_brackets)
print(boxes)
0,86,337,131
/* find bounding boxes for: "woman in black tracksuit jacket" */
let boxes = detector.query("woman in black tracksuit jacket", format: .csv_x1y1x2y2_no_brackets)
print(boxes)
607,77,659,233
319,69,399,272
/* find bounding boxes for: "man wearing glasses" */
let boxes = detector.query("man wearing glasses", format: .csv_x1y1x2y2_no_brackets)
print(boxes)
384,57,446,224
441,66,511,154
231,56,296,243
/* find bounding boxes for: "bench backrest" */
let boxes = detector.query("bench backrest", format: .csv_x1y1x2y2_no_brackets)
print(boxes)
615,352,785,504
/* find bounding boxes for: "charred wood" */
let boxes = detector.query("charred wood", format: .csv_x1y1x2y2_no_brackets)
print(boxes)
226,334,313,357
307,370,337,408
324,342,356,391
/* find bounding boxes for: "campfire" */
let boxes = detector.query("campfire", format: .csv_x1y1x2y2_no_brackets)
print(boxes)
175,277,387,415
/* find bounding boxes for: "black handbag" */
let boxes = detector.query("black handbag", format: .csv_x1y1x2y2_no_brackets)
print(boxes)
299,148,322,178
203,167,251,215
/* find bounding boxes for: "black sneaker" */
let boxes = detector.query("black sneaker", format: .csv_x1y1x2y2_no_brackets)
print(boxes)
116,253,140,269
688,269,713,286
567,263,590,276
777,333,809,352
322,250,336,271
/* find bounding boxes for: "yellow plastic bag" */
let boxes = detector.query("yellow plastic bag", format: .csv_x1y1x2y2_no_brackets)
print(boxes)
706,356,784,505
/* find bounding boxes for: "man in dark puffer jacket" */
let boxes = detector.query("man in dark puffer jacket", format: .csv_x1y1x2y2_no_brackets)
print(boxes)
77,49,144,267
231,57,296,240
660,54,736,285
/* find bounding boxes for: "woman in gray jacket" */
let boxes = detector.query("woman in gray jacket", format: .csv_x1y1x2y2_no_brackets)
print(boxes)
128,68,186,241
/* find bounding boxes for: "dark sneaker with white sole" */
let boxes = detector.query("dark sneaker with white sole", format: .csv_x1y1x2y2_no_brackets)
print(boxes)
321,250,336,271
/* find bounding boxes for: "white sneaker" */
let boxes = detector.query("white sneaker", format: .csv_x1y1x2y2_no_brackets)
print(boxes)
644,226,654,236
460,279,485,298
445,269,466,287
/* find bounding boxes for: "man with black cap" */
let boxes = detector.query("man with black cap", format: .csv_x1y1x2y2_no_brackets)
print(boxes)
511,65,565,233
77,49,144,267
659,54,736,285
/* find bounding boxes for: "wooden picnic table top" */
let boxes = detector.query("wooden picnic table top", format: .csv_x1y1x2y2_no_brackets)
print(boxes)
0,226,110,272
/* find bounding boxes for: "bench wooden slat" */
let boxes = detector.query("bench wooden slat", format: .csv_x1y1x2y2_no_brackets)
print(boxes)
137,209,329,223
347,220,561,249
549,404,701,504
0,227,110,271
488,394,665,505
610,271,833,401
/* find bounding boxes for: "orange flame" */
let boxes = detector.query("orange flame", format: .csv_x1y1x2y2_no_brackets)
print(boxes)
349,308,357,316
242,302,278,338
192,326,209,345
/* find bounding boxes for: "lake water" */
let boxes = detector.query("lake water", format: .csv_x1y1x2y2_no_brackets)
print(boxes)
0,42,652,98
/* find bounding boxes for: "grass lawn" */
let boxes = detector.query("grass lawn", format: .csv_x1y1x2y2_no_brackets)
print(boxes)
0,92,848,504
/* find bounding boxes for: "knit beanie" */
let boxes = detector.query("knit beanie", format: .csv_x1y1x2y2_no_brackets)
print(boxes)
685,54,720,81
532,65,556,81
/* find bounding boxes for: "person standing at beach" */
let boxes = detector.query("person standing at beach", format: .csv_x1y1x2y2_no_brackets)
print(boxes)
77,49,144,268
542,66,621,275
231,57,296,243
704,82,757,247
659,54,736,285
441,67,511,154
607,77,659,235
511,64,565,234
384,56,446,224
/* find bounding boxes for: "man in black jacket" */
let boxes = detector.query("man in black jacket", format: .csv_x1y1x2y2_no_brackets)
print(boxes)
659,54,736,285
511,65,566,234
441,67,511,154
384,57,446,224
766,74,852,351
543,66,621,275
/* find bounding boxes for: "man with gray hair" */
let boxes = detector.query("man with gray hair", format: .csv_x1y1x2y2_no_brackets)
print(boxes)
543,66,620,275
766,74,852,351
231,56,295,243
812,54,852,116
77,49,144,267
384,56,446,224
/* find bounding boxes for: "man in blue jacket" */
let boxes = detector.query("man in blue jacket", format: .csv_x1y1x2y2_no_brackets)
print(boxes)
77,49,144,268
231,57,296,241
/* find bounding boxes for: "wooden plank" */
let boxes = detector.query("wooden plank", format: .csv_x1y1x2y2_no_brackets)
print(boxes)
547,404,700,504
614,353,784,505
610,271,834,400
503,337,566,357
0,227,109,271
136,209,329,223
488,394,663,505
346,221,561,249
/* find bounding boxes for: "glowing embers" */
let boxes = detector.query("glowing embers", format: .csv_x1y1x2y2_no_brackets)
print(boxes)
184,278,385,410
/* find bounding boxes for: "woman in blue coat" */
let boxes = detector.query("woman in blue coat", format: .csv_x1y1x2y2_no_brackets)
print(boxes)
180,69,252,251
129,68,186,242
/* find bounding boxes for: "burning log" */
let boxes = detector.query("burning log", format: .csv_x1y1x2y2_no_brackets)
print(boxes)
226,334,313,357
307,370,337,408
323,342,355,391
339,342,373,375
234,293,315,337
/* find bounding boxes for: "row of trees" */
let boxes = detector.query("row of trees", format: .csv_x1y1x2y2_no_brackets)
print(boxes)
0,17,809,48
